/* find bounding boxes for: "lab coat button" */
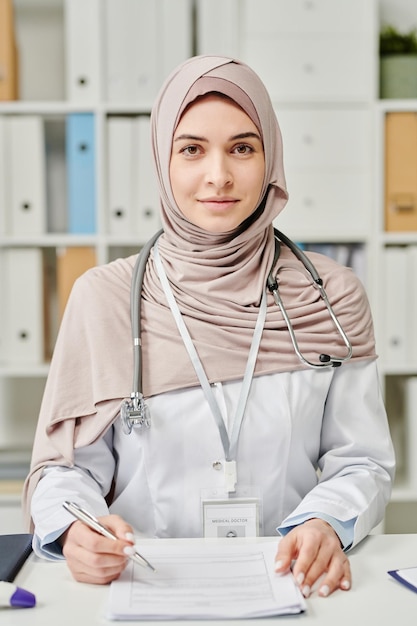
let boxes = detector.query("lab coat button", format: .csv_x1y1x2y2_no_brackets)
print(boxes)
212,461,222,471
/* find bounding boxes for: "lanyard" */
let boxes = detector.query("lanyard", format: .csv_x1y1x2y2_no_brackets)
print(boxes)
153,241,267,492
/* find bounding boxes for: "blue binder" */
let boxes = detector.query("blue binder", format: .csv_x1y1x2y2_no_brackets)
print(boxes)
66,113,96,234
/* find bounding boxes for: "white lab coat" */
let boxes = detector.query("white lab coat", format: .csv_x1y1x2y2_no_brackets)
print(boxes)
31,359,395,558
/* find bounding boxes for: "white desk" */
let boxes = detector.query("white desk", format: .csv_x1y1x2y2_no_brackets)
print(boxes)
5,534,417,625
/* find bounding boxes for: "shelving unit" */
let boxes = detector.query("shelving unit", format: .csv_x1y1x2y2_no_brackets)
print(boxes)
372,100,417,529
0,0,193,494
196,0,417,532
1,0,417,533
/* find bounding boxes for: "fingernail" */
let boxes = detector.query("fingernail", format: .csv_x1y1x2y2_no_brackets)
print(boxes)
296,572,305,585
302,584,311,598
274,560,283,572
319,584,330,597
341,579,351,590
125,532,135,543
123,545,136,556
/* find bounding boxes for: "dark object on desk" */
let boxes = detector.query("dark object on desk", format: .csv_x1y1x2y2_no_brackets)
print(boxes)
0,533,33,582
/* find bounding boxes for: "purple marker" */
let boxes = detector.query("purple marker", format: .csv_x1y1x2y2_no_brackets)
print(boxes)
0,581,36,608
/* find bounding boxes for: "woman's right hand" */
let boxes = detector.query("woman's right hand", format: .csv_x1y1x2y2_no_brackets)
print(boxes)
60,514,136,584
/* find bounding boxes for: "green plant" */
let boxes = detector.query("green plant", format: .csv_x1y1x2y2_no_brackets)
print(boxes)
380,25,417,56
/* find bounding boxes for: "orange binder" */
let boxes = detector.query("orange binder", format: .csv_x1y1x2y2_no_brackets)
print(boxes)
0,0,19,101
56,246,97,320
385,112,417,232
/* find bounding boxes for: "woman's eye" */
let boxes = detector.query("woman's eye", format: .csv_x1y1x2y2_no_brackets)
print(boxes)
181,145,200,156
234,144,253,154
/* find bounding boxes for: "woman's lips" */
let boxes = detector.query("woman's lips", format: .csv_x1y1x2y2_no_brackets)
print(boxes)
198,197,238,211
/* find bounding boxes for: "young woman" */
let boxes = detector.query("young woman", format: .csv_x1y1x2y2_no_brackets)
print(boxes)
24,56,395,598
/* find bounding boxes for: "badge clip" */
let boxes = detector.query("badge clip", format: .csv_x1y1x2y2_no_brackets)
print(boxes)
224,460,237,493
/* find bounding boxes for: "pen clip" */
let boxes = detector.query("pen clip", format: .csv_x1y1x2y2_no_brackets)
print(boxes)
63,500,99,524
63,500,115,540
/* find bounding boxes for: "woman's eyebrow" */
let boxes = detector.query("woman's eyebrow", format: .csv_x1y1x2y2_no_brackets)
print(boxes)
174,131,262,142
230,131,262,141
174,133,207,142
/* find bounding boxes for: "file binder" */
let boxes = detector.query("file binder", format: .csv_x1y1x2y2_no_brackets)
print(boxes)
2,248,44,364
0,534,33,582
158,0,193,85
385,112,417,232
0,116,7,235
0,250,5,363
66,113,96,234
196,0,240,56
105,0,158,104
383,246,409,367
409,246,417,370
56,247,97,320
405,377,417,492
64,0,101,102
107,116,137,235
136,116,161,240
8,115,47,235
45,119,67,233
0,0,19,101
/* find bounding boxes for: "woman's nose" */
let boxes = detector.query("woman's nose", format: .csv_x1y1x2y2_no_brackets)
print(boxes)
205,153,232,188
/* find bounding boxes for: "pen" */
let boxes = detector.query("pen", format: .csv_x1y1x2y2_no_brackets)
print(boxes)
0,581,36,608
62,500,156,572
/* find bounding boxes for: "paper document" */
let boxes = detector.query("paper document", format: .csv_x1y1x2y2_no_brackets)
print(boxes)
107,539,306,620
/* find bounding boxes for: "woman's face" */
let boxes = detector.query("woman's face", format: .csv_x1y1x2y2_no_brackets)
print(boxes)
169,94,265,233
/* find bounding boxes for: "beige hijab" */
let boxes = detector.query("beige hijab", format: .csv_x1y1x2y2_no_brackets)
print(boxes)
141,55,375,394
23,56,376,527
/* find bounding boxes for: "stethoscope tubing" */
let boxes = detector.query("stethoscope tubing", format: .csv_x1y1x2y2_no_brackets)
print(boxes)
122,227,353,432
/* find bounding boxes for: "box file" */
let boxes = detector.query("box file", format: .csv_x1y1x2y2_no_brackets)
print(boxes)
0,0,19,101
64,0,101,102
384,376,406,481
405,377,417,492
385,112,417,232
136,116,161,240
56,247,97,320
8,116,47,236
0,251,5,364
0,116,7,235
105,0,158,104
107,116,137,236
383,246,409,367
107,115,161,238
1,248,44,364
409,246,417,371
158,0,193,86
66,113,96,234
196,0,240,57
45,119,67,233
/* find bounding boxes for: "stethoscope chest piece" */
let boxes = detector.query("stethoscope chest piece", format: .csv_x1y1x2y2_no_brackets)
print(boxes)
120,392,151,435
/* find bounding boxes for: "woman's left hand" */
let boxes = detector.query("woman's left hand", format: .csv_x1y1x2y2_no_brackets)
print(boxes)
274,518,351,598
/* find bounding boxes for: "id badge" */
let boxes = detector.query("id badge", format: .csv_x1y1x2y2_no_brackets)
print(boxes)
201,487,262,538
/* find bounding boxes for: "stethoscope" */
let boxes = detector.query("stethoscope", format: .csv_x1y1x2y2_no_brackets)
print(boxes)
120,228,353,435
